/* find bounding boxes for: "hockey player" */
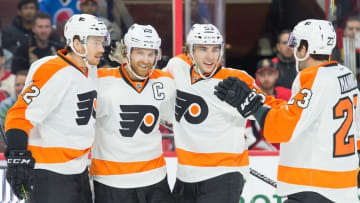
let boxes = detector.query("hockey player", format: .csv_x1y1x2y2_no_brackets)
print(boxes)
90,24,175,203
164,24,284,203
215,19,359,203
4,14,109,202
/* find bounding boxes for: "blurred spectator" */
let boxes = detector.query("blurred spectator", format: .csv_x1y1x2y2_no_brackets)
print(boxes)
11,12,63,74
80,0,122,41
343,16,360,38
38,0,80,26
39,0,81,44
191,0,211,24
0,70,27,126
256,59,291,100
333,16,360,63
108,0,134,35
0,70,27,152
1,0,38,54
272,30,297,89
0,47,15,99
246,59,291,151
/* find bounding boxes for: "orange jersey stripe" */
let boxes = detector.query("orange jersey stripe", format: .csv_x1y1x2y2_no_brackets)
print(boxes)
151,69,174,79
278,165,358,188
175,54,193,66
5,56,70,134
176,148,249,167
264,64,324,143
90,155,166,175
98,67,122,78
28,145,91,164
357,140,360,151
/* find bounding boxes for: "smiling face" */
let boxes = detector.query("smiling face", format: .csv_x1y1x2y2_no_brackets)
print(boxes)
192,44,221,74
128,47,157,78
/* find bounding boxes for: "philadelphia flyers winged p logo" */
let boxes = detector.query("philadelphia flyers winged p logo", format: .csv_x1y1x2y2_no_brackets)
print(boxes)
119,105,159,137
76,90,97,125
175,90,208,124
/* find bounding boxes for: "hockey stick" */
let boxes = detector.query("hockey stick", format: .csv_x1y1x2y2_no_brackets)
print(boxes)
249,168,277,188
0,118,6,146
159,120,278,188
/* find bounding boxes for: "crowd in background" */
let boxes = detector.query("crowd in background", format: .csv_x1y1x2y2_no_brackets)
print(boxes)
0,0,359,152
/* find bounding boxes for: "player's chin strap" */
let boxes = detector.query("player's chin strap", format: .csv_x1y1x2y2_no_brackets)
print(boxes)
190,54,221,80
293,48,309,72
71,43,97,69
189,45,223,79
125,50,158,81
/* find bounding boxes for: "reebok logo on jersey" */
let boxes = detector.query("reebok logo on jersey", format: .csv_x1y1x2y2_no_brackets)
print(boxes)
175,90,208,124
119,105,159,137
76,90,97,125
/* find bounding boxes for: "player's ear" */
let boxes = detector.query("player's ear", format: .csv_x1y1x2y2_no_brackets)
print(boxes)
73,39,85,54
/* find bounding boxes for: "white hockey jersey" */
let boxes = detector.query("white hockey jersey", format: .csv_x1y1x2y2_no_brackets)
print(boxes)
90,65,175,188
165,54,284,183
263,61,359,203
5,49,97,174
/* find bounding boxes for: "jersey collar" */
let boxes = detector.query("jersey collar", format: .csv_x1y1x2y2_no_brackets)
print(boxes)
119,64,149,93
57,49,89,77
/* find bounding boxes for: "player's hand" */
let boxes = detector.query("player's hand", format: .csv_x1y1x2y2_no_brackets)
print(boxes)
108,40,127,65
6,150,35,200
214,77,263,117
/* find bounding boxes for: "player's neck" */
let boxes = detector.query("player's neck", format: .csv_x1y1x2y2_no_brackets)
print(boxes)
66,52,86,68
305,58,330,69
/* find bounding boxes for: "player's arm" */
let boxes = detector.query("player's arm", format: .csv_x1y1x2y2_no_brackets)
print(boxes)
159,78,176,123
5,64,71,153
4,63,71,199
214,70,285,118
255,72,324,143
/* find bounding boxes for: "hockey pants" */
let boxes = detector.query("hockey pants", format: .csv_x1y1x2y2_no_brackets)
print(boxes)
284,191,335,203
94,176,174,203
30,168,92,203
172,172,244,203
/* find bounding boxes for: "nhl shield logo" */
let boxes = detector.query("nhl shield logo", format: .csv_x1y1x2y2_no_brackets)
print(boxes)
136,83,142,90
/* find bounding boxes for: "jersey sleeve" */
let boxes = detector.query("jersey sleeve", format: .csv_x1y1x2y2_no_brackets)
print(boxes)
262,67,324,143
5,63,71,136
159,79,176,122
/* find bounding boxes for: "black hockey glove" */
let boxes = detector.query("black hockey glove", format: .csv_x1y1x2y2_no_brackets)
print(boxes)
215,77,263,117
6,150,35,200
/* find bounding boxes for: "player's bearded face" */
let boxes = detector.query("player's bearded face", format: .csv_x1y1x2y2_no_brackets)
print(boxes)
86,36,106,65
193,45,221,74
129,48,156,77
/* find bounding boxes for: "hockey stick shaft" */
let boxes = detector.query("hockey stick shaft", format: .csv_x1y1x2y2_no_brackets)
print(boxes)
0,118,6,146
250,167,277,188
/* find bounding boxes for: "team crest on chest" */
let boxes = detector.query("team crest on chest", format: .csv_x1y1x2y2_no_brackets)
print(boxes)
136,83,142,90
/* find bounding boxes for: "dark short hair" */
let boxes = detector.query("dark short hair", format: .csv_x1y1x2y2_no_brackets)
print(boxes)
297,40,330,61
345,16,360,27
277,29,291,43
0,47,3,57
34,12,51,23
17,0,38,10
16,70,28,76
